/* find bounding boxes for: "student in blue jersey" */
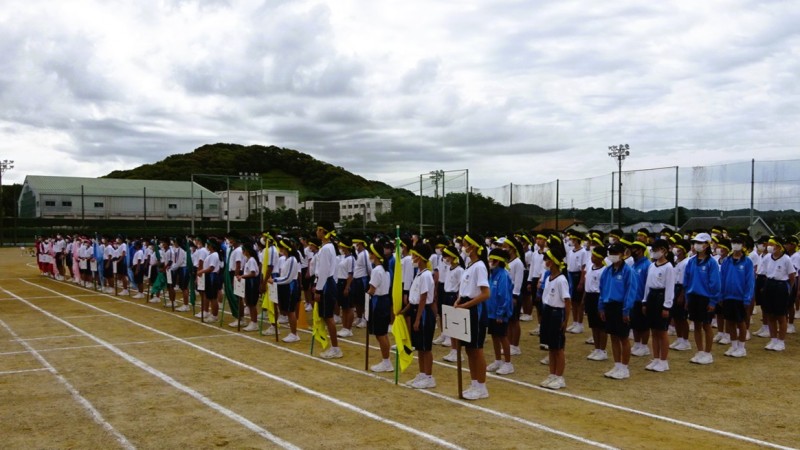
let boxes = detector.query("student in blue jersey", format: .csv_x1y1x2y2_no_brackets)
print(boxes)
403,242,437,389
762,236,796,352
486,248,515,376
684,232,721,364
539,242,570,390
367,240,394,373
629,240,652,358
441,245,464,363
719,235,754,357
641,240,675,372
599,243,638,380
455,233,491,400
584,245,608,362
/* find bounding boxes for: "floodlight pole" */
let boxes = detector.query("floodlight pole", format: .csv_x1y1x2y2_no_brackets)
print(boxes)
608,144,630,229
0,160,14,247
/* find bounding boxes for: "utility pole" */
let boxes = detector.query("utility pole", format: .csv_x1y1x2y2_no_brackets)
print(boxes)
607,144,630,229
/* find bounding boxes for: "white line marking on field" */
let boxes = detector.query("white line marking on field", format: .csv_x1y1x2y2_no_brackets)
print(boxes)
24,282,469,450
61,314,113,319
26,280,617,449
0,334,230,356
13,334,85,342
0,368,50,376
58,279,798,450
2,288,300,450
0,317,136,450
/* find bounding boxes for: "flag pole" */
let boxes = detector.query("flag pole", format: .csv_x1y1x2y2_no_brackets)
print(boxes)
394,225,400,385
457,341,463,399
273,300,280,342
364,313,370,371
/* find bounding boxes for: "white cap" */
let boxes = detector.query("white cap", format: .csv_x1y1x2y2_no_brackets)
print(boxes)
692,232,712,243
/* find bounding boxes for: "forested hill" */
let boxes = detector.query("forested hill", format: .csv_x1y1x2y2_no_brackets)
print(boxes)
104,143,409,201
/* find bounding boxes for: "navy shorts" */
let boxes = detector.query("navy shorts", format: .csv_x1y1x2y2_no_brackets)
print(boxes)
440,291,457,308
205,272,220,299
567,271,582,303
645,289,669,331
244,277,260,307
408,305,436,351
368,294,392,337
349,277,367,311
510,295,522,321
318,277,337,319
763,279,791,316
488,319,509,337
460,297,488,349
602,301,630,338
278,282,300,313
337,279,351,309
755,274,767,306
631,301,648,332
687,294,712,324
584,292,601,329
540,304,566,350
722,299,747,323
670,284,688,320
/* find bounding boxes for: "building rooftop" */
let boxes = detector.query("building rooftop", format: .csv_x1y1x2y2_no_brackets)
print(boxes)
23,175,218,199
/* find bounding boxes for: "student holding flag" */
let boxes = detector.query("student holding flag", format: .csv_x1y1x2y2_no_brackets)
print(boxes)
455,233,490,400
402,242,437,389
367,240,393,372
271,238,302,342
391,229,415,381
313,221,343,359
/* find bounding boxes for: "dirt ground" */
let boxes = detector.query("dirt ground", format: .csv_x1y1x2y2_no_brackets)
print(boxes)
1,248,797,449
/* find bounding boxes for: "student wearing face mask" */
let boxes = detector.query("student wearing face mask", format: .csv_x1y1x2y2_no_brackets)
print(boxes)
641,240,675,372
629,240,652,357
719,235,754,357
455,234,490,400
527,233,548,337
783,236,799,334
711,238,732,345
538,242,570,390
598,243,638,380
684,233,721,365
669,239,692,351
486,248,515,376
762,237,795,351
753,236,771,337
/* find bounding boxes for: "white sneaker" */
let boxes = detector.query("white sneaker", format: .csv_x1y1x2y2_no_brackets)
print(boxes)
202,314,218,324
645,359,659,371
496,362,515,375
441,337,451,347
462,384,489,399
569,323,584,334
411,376,436,389
712,332,722,343
333,315,342,324
539,355,549,365
305,303,312,312
698,352,714,364
590,350,608,361
148,297,160,304
711,318,718,329
519,314,533,322
509,345,522,356
545,376,566,390
433,334,445,345
669,340,679,349
132,293,144,299
337,328,353,338
371,360,394,373
653,360,670,372
530,325,540,336
719,334,731,345
773,341,786,351
443,350,458,362
194,311,204,318
243,322,260,332
724,346,736,356
787,324,796,334
405,373,425,386
228,319,246,328
321,347,343,359
610,367,630,380
674,340,692,351
175,305,191,312
486,360,503,372
540,374,557,386
731,347,747,358
355,318,367,328
119,290,129,296
755,326,770,338
689,352,702,363
278,315,289,324
746,331,751,341
539,343,549,350
261,325,277,336
631,344,650,357
566,323,576,333
765,340,776,351
604,367,619,378
668,325,676,336
281,333,300,343
585,336,594,345
586,349,599,360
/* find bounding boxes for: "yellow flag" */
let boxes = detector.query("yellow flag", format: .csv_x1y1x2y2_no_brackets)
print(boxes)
312,302,329,350
391,235,413,373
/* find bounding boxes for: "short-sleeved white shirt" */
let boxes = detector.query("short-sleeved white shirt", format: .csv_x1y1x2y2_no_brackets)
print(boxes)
584,265,605,294
766,254,793,281
244,256,260,277
205,252,220,274
408,269,435,305
444,265,463,293
458,261,489,299
541,274,571,308
370,265,391,296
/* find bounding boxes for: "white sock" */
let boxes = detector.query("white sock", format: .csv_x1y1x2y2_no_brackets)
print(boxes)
471,380,478,388
494,359,502,365
614,362,622,369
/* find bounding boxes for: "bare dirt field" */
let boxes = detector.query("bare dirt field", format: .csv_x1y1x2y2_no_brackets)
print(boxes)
2,249,797,449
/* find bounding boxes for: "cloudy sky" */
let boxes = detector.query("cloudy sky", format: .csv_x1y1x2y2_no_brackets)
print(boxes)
2,0,799,194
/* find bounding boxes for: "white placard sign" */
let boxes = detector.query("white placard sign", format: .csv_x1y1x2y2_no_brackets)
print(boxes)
166,269,173,285
441,305,471,342
269,283,278,303
364,293,371,321
196,275,205,291
233,277,245,297
112,261,118,275
79,260,87,270
90,261,98,272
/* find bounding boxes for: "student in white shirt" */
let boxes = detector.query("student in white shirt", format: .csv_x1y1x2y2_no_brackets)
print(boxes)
402,243,436,389
131,241,146,299
196,238,221,323
539,242,571,390
763,237,796,351
642,240,676,372
238,244,262,332
441,246,464,363
313,221,343,359
367,241,394,373
269,238,302,341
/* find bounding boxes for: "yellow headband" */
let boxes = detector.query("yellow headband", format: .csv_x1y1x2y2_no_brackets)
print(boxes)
410,250,428,262
317,226,335,240
443,247,460,263
591,250,606,264
545,250,566,270
518,235,532,245
768,238,782,249
489,254,508,264
279,240,292,251
464,235,483,255
637,231,649,238
369,243,383,263
536,234,547,240
352,239,367,245
631,241,647,250
717,242,730,251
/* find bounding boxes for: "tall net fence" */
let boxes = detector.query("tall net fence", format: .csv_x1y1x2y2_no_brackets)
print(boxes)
470,159,800,213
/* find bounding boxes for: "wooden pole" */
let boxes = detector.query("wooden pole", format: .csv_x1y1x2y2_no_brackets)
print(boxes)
456,340,463,399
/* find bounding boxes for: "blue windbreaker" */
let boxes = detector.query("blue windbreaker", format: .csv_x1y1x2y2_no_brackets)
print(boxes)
720,255,755,305
599,263,639,317
683,255,722,307
487,267,514,321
